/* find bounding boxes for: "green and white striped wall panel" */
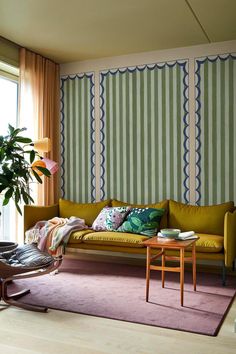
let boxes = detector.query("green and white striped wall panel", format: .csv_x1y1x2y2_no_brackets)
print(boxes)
60,73,95,202
100,61,189,204
195,54,236,205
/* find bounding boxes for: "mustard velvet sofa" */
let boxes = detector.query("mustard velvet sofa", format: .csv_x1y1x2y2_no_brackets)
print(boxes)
24,199,236,279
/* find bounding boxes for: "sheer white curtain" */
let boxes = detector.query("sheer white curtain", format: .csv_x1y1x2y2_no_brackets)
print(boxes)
19,48,60,206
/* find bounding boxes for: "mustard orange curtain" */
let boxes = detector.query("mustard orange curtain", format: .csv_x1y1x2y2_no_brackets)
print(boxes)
19,47,60,205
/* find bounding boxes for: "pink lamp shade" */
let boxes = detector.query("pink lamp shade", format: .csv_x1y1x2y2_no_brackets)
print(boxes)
41,158,59,175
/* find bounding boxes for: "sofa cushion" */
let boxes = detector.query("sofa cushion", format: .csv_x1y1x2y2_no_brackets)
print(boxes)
92,206,131,231
190,234,224,253
112,199,168,229
169,200,234,236
59,199,110,226
117,207,165,237
82,231,148,247
67,230,94,245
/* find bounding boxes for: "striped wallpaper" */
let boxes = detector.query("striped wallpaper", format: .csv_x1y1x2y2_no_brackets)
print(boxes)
60,73,95,202
195,54,236,205
100,62,189,204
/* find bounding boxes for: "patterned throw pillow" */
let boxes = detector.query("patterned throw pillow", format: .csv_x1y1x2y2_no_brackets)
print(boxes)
92,206,131,231
117,207,165,237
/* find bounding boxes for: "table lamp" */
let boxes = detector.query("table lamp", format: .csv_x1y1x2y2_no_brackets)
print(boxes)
32,138,59,175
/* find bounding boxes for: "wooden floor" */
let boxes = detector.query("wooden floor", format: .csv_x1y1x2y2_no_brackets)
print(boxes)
0,296,235,354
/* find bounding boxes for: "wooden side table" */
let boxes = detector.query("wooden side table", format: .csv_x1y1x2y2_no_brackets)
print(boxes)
142,236,198,306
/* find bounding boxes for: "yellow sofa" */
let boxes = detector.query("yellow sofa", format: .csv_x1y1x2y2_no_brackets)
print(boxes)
24,198,236,282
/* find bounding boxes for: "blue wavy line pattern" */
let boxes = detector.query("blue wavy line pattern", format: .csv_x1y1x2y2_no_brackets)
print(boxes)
195,53,236,205
182,62,190,203
99,61,189,203
60,72,95,201
99,73,106,200
60,78,65,198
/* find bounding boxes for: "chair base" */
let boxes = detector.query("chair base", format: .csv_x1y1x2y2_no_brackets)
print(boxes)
0,280,48,312
0,255,62,312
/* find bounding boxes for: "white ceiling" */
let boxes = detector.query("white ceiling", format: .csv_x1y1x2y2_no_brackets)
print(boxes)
0,0,236,63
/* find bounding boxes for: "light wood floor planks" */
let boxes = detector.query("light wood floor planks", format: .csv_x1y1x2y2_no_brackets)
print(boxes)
0,296,235,354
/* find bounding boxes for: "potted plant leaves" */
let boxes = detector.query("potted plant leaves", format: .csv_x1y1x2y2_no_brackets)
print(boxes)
0,124,51,215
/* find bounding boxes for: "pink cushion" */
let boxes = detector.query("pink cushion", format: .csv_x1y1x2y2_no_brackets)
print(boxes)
92,206,131,231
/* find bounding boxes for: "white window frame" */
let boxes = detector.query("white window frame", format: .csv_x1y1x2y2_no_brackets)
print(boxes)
0,60,20,242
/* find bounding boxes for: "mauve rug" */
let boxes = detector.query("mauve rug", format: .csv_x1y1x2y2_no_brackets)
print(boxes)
9,258,236,336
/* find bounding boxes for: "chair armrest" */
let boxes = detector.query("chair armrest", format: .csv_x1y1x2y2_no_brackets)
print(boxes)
23,204,59,236
224,210,236,267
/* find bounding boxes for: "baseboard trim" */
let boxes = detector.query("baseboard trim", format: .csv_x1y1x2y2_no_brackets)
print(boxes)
64,248,236,275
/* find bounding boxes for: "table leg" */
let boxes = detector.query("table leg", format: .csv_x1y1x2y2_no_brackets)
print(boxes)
192,242,197,291
146,246,151,302
162,248,165,288
180,248,184,306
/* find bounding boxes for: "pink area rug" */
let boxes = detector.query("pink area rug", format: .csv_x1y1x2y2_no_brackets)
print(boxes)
9,258,236,336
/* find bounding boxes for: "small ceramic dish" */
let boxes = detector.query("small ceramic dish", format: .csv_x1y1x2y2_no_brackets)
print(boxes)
160,228,181,239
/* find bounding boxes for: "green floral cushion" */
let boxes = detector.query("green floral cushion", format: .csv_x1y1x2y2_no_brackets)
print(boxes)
117,207,165,237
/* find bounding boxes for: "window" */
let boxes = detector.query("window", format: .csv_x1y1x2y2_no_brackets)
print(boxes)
0,62,19,241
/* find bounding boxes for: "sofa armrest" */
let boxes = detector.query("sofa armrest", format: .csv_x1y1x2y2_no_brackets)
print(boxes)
23,204,59,236
224,210,236,267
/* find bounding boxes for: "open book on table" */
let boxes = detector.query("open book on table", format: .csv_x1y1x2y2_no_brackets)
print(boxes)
176,231,198,240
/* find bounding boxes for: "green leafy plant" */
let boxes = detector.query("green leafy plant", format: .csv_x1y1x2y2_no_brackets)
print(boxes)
0,125,51,215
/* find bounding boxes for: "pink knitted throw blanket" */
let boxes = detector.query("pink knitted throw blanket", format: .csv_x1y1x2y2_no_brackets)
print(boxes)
25,217,89,254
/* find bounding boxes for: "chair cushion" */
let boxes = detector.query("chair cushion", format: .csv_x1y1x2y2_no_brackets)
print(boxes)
111,199,169,229
169,200,234,235
1,244,54,267
59,198,111,226
191,234,224,253
82,231,148,247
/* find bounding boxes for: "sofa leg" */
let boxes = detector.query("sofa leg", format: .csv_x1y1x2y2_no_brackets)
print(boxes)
232,259,235,272
222,261,226,286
